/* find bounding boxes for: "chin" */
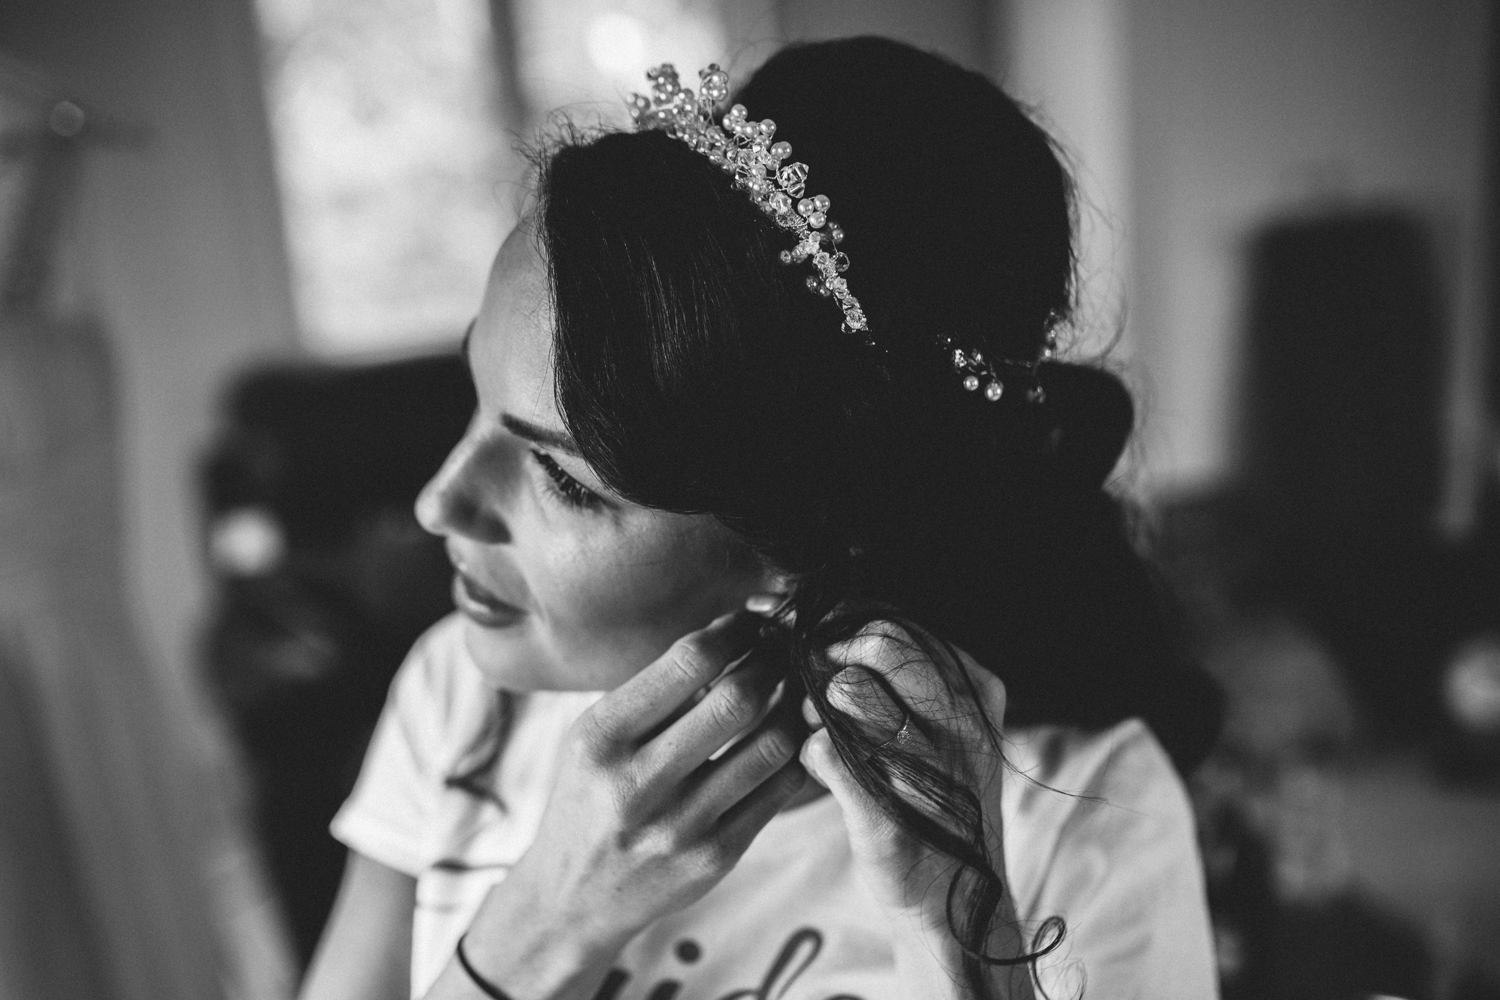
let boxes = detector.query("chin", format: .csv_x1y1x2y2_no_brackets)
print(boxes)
459,617,552,691
458,616,612,693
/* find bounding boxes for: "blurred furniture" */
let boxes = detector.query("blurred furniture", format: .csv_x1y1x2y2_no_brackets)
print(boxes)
1164,207,1500,760
1336,755,1500,993
1162,207,1500,999
200,352,473,967
1238,210,1452,736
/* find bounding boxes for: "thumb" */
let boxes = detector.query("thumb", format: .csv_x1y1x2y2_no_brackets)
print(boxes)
800,728,899,845
801,728,926,917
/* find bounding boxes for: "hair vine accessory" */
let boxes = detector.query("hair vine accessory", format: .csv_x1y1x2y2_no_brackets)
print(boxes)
940,330,1057,404
628,62,1051,404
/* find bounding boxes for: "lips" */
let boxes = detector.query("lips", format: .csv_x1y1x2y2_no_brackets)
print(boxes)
448,552,527,629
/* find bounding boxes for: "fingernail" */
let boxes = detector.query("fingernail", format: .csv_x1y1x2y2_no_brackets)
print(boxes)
801,695,821,728
745,592,784,614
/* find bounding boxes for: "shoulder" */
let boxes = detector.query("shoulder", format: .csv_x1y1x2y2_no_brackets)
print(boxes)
393,612,484,712
383,614,499,755
1003,720,1217,999
328,615,492,875
333,614,595,874
384,614,596,772
1001,718,1199,911
1005,717,1187,820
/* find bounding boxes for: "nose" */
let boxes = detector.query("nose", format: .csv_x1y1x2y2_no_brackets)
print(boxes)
415,424,512,545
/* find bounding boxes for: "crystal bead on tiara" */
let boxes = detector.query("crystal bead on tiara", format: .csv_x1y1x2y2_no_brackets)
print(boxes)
628,62,1051,404
629,64,866,339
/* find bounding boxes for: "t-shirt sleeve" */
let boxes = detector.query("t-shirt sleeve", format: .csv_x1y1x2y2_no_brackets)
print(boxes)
329,619,465,877
1029,720,1219,1000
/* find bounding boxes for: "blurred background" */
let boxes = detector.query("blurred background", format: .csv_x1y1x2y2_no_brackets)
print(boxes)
0,1,1496,998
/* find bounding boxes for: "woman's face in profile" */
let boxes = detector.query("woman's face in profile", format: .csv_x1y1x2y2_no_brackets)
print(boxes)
415,223,767,691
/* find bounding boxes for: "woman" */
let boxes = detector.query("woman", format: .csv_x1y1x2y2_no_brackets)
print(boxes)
300,37,1222,1000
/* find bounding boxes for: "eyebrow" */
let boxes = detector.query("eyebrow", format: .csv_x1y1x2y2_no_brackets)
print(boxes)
501,413,581,456
460,319,581,457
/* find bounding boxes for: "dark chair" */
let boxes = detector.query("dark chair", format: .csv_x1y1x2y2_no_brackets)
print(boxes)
199,352,474,967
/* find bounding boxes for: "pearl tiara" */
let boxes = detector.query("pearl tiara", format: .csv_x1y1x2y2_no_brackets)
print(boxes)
629,63,1051,404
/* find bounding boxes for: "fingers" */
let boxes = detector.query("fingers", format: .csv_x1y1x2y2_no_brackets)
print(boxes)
798,728,896,841
589,611,764,744
802,693,821,729
826,624,1004,748
798,727,847,796
712,758,808,861
678,686,804,825
823,625,940,750
635,648,785,787
800,727,966,916
824,666,907,743
829,625,952,722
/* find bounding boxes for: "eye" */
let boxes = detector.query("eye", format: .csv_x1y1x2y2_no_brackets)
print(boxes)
530,449,603,511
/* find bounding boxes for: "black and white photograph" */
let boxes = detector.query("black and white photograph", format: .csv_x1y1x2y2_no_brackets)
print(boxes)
0,2,1496,999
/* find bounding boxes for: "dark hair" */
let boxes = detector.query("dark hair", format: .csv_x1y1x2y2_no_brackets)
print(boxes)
536,36,1221,997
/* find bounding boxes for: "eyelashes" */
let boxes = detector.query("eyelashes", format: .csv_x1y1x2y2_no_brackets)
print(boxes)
530,449,603,511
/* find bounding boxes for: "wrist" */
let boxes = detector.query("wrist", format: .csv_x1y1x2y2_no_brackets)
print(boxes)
451,920,621,1000
456,861,631,1000
456,934,516,1000
455,927,608,1000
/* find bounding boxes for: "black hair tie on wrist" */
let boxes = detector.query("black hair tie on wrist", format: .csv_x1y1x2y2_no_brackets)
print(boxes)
456,933,516,1000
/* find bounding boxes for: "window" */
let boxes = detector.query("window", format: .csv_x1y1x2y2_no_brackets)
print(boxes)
513,0,732,128
256,0,519,354
255,0,760,354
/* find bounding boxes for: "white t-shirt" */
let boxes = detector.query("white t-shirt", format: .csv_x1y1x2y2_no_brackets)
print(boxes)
332,614,1218,1000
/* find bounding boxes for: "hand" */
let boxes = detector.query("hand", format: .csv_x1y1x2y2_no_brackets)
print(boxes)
799,624,1035,999
446,611,807,1000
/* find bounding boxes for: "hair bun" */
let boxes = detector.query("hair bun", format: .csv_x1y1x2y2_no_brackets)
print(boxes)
1035,362,1133,487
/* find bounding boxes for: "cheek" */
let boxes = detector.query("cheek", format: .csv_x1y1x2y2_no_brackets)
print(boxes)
529,518,753,681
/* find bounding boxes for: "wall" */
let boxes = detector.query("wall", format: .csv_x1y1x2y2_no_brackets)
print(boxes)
1126,0,1492,511
776,0,999,75
997,0,1491,505
1000,0,1137,372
